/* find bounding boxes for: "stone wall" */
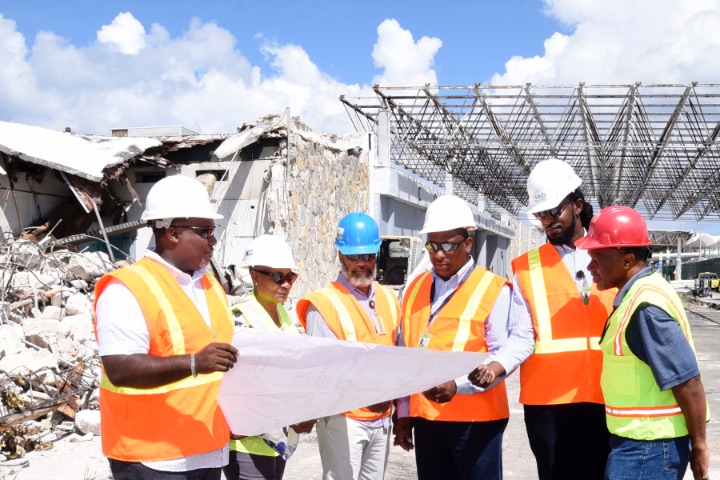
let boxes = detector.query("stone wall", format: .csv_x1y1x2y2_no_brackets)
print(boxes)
507,216,547,262
264,134,369,302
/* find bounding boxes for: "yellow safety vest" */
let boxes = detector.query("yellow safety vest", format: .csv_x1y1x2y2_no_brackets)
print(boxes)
601,273,700,440
229,293,299,456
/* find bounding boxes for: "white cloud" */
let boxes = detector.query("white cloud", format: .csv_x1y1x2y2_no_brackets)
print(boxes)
491,0,720,85
0,14,438,135
97,12,147,55
372,19,442,86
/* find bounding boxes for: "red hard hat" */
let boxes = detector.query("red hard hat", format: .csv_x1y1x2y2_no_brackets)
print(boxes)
575,206,651,250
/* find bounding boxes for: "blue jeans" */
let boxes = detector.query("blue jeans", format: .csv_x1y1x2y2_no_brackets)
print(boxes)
604,434,690,480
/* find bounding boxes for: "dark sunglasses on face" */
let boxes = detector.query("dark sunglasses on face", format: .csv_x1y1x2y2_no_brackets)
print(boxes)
425,238,466,253
254,269,298,285
171,225,216,239
533,201,570,220
345,253,377,262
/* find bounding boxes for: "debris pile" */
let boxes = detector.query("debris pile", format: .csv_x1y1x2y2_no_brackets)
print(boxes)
0,239,117,462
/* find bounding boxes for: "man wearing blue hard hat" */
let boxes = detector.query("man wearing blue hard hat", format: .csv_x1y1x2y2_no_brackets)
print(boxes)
297,212,401,480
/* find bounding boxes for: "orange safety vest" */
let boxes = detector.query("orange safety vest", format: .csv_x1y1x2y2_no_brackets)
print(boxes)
93,257,234,462
402,267,510,422
512,243,615,405
296,281,400,421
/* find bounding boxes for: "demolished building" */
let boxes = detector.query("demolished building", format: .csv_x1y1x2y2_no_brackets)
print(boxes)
0,114,531,464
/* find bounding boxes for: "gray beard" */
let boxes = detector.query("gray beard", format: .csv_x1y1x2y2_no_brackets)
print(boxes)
341,262,374,289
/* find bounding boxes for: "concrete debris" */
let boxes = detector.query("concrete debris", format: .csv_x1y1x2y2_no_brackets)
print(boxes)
0,238,116,461
74,410,100,436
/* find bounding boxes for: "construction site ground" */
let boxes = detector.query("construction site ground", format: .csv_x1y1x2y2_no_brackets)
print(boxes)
6,294,720,480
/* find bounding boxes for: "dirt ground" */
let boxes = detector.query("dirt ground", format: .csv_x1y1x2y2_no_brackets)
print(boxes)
5,303,719,480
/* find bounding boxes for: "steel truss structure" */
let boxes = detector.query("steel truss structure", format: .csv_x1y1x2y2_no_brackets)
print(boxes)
341,83,720,222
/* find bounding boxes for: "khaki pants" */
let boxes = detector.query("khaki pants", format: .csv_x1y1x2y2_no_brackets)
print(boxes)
317,414,391,480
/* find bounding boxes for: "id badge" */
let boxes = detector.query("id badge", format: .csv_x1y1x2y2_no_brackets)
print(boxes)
581,285,590,305
372,315,387,335
418,333,431,349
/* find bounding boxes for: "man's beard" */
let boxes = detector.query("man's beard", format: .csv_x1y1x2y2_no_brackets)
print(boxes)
547,214,576,246
341,262,374,289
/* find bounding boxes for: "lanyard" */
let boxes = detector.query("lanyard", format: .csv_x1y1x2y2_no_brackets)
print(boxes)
428,265,475,326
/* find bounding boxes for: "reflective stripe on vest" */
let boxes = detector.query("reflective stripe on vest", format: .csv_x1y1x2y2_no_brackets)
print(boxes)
611,284,690,356
296,281,399,422
100,370,223,395
528,249,601,353
229,293,298,457
403,270,494,352
232,293,299,334
317,286,358,342
94,257,233,462
601,273,696,439
376,285,399,331
402,266,510,422
453,269,495,351
100,262,228,396
606,405,682,418
129,261,186,355
513,243,614,405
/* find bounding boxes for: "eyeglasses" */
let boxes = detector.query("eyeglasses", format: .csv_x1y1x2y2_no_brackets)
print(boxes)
254,269,298,285
345,253,377,262
425,238,466,253
533,201,571,220
171,225,216,239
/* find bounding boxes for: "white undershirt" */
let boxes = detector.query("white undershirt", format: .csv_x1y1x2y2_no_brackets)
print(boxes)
95,249,228,472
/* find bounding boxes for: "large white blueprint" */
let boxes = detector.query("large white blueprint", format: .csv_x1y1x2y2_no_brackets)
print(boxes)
217,329,488,436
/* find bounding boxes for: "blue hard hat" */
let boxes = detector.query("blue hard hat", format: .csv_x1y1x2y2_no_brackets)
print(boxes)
335,212,381,255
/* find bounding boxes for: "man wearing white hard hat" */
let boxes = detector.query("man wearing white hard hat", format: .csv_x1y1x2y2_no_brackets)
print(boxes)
94,175,238,480
225,234,316,480
296,212,401,480
393,194,534,480
509,158,615,480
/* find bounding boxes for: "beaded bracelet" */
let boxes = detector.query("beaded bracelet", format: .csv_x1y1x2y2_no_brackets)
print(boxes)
190,353,197,377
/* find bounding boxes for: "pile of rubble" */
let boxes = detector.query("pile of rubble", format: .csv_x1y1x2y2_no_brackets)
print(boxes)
0,240,118,462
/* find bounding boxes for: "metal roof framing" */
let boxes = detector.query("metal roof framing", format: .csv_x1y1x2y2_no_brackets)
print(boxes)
340,83,720,222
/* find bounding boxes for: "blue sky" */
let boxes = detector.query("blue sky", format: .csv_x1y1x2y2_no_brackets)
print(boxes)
0,0,562,86
1,0,720,233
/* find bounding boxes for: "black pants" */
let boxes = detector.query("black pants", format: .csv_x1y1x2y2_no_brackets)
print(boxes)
108,459,222,480
223,450,287,480
524,403,610,480
414,417,508,480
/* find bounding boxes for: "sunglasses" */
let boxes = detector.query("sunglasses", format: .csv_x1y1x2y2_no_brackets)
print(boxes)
425,238,466,253
533,201,571,220
345,253,377,262
254,269,298,285
171,225,216,239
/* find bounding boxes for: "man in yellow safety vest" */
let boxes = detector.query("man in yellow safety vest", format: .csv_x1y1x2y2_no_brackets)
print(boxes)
576,205,710,480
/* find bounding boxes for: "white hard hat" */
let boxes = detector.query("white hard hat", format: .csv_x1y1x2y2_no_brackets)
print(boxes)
525,158,582,214
141,175,223,222
242,234,299,273
419,194,477,234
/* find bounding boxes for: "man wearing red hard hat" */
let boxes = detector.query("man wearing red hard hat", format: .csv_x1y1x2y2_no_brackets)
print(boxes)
576,205,710,480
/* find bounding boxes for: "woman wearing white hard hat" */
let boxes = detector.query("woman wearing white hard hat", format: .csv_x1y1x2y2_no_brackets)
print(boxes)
224,234,316,480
